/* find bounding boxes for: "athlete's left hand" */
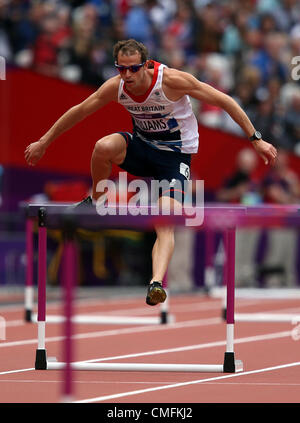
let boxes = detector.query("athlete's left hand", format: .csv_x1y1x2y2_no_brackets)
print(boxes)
252,139,277,166
24,140,46,166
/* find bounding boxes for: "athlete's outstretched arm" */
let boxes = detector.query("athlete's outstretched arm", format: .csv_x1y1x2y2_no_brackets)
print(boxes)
24,77,120,166
164,69,278,165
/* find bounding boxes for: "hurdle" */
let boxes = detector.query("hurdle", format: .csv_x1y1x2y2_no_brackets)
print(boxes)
208,204,300,323
23,203,173,326
33,204,245,392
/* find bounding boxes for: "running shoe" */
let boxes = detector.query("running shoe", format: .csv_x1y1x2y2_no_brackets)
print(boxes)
146,281,167,306
72,195,93,208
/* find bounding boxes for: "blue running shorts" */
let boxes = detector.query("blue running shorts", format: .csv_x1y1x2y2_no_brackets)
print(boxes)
117,132,192,203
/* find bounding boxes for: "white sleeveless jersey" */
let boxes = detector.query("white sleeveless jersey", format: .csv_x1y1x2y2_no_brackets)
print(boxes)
117,61,199,154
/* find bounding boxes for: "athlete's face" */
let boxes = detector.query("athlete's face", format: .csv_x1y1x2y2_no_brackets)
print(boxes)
116,51,148,92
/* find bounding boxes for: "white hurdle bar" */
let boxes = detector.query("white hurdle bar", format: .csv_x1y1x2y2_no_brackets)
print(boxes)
31,313,174,325
47,362,226,373
235,313,300,323
210,286,300,323
210,287,300,300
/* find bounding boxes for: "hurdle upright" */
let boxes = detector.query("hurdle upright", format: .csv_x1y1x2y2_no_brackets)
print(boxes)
32,204,244,382
24,215,34,322
23,202,173,327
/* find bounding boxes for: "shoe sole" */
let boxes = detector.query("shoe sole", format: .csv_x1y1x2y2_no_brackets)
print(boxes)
147,286,167,305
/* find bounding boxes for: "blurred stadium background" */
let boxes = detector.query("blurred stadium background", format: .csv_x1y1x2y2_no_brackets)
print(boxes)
0,0,300,295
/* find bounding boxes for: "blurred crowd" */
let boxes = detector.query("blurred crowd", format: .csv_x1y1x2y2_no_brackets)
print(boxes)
0,0,300,153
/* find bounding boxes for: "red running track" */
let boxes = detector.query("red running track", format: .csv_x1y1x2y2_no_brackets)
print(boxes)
0,292,300,404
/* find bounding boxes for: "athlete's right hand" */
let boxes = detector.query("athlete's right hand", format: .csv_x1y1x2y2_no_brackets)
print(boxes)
24,141,46,166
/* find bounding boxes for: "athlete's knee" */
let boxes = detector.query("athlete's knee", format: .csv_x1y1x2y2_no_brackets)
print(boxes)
93,134,126,163
93,136,114,159
159,195,183,215
156,225,175,245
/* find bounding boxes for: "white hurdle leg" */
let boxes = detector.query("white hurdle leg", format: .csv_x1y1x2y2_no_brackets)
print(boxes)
35,208,47,370
223,227,243,373
25,217,34,322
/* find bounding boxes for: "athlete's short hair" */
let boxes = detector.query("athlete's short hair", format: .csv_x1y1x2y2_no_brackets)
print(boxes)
113,39,148,63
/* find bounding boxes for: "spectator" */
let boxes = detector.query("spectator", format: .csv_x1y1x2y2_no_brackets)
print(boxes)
290,23,300,56
216,147,260,204
198,53,233,128
32,13,63,77
123,0,154,45
283,91,300,154
262,148,300,204
156,31,183,68
165,0,196,60
248,31,289,86
0,0,41,58
259,12,278,36
0,27,12,62
1,0,299,154
271,0,300,33
59,3,105,85
147,0,177,33
194,2,223,54
221,66,261,135
220,10,249,57
260,148,300,286
251,94,286,149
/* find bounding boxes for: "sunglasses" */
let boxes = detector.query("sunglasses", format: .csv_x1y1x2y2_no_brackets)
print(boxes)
115,62,145,73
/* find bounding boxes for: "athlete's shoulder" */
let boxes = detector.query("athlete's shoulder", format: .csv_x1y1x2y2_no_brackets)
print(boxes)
95,74,120,99
162,67,196,91
103,74,121,89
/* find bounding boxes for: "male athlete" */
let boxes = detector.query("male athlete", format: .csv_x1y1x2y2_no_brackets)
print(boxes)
25,39,277,306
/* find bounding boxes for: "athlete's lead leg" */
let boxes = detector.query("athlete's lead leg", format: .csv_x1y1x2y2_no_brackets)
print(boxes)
91,133,127,201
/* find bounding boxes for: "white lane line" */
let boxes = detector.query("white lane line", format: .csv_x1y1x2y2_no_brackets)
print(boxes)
74,329,293,365
202,382,300,386
0,368,34,375
101,298,266,316
74,361,300,403
1,379,300,387
0,379,180,385
4,320,27,327
0,317,222,349
0,294,218,313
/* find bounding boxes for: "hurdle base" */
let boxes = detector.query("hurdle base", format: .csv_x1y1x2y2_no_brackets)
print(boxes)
25,309,32,322
223,352,243,373
35,349,47,370
222,308,227,321
160,311,168,324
